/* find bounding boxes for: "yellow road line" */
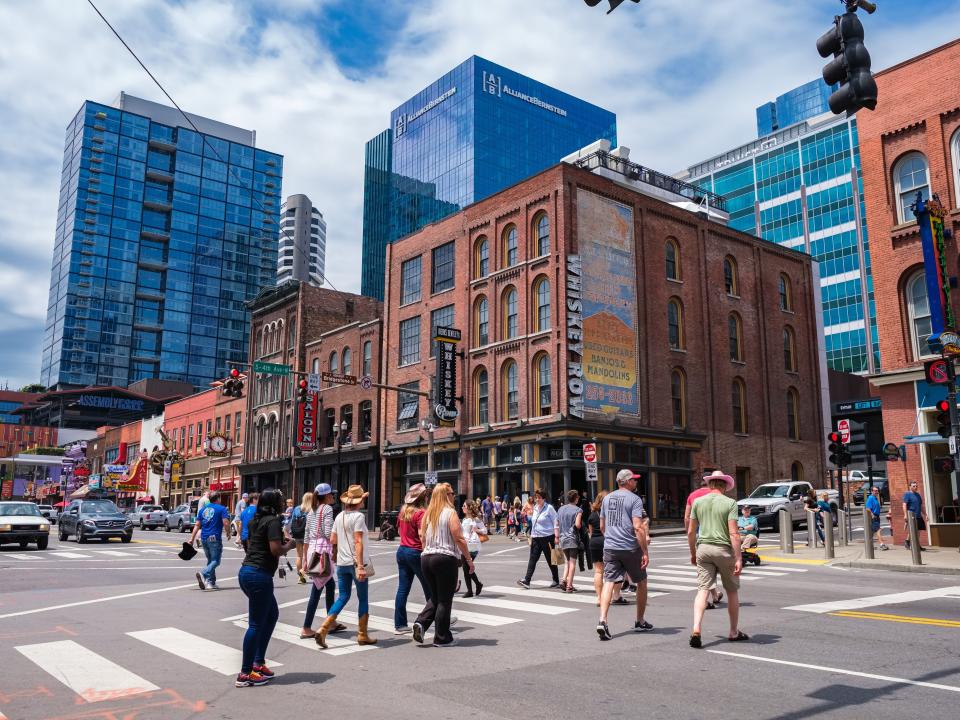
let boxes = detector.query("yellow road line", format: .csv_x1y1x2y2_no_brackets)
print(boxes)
132,539,183,547
830,610,960,628
755,554,828,566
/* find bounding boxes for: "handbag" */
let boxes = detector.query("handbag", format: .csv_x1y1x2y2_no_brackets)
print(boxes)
357,559,376,578
550,545,565,566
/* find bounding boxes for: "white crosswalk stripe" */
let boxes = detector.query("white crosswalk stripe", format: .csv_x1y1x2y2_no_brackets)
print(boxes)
233,620,377,656
15,640,159,703
369,599,522,626
48,551,91,559
127,627,281,675
92,550,131,557
455,595,577,615
1,553,45,560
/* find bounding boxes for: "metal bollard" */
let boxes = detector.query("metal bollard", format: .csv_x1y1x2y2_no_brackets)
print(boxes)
863,505,874,559
908,511,922,566
837,509,848,546
806,509,817,548
824,509,835,559
779,507,794,554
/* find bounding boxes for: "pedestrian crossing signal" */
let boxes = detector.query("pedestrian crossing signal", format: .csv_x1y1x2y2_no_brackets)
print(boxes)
933,456,955,473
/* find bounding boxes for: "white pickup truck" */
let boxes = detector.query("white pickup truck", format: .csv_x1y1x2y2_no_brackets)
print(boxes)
736,481,839,531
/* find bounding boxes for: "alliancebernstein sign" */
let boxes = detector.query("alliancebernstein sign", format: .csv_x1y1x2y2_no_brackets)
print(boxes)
482,70,568,117
394,87,457,138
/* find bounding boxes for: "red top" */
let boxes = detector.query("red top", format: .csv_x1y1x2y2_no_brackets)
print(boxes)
399,509,425,550
686,487,713,508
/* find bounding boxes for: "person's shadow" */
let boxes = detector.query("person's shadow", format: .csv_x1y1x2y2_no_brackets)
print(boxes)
270,672,334,686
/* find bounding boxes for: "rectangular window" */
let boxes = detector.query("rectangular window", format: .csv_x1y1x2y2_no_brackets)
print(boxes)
399,316,421,366
196,422,202,448
397,381,420,431
224,414,230,433
400,256,422,305
430,304,455,358
234,412,241,443
431,242,455,294
215,416,222,433
472,448,490,467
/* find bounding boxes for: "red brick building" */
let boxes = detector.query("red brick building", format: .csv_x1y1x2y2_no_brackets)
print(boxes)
380,149,826,518
860,38,960,546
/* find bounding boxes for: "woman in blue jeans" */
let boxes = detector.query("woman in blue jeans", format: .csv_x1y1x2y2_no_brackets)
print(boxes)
236,488,295,688
300,483,346,639
316,484,377,648
394,483,431,633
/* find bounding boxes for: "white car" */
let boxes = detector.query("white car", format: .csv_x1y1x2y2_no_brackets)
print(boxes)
737,481,838,531
127,504,167,530
37,504,57,524
0,501,51,550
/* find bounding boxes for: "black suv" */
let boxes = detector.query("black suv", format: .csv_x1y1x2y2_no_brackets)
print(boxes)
852,480,889,505
59,499,134,543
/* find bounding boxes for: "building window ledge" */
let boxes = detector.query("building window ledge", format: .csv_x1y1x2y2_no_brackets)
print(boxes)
731,359,747,366
667,278,684,286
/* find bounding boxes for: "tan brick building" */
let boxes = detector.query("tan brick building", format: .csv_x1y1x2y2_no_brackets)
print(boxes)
860,38,960,546
379,147,826,519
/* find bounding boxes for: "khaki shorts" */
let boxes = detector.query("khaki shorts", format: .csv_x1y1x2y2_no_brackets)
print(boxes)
696,543,740,593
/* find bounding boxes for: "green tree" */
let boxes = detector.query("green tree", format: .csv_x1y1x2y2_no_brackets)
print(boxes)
18,383,46,393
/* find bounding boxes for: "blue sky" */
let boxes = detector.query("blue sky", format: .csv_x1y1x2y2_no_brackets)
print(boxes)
0,0,958,389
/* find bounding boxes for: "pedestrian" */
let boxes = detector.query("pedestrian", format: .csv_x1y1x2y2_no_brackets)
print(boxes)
300,484,345,640
236,488,295,687
493,496,502,534
737,505,759,550
687,469,747,648
685,474,722,607
412,482,474,647
558,490,583,592
189,490,230,591
522,498,533,537
291,492,311,583
198,490,211,513
459,499,486,597
240,493,258,552
517,488,560,589
282,498,295,537
315,484,377,649
816,492,833,544
578,495,593,571
482,495,493,532
804,490,821,545
587,491,624,606
506,503,517,539
902,481,927,551
233,492,249,546
394,483,432,634
866,485,887,550
596,470,652,640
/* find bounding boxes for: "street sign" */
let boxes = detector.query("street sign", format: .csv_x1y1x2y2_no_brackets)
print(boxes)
321,372,357,385
360,375,373,390
882,442,900,461
924,358,950,385
837,418,851,444
585,461,598,484
582,443,597,463
307,373,321,393
950,436,957,455
252,360,291,376
424,471,438,487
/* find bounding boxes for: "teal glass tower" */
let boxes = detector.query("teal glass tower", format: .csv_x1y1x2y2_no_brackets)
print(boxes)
360,56,617,300
41,93,283,390
756,78,838,136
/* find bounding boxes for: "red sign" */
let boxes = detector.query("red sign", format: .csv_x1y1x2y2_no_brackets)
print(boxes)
837,418,851,444
117,457,148,492
0,480,11,499
211,480,235,491
924,358,950,385
296,391,320,450
583,443,597,463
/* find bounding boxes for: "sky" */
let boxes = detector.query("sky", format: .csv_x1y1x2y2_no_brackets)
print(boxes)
0,0,958,389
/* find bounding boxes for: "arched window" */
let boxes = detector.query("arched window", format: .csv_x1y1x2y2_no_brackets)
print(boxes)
256,329,263,358
534,353,551,416
502,225,518,268
362,340,372,376
894,152,930,223
791,461,804,483
724,256,738,296
260,328,268,356
952,130,960,208
783,326,797,372
534,213,550,257
503,287,519,339
665,239,680,281
312,357,320,374
668,298,684,350
256,417,267,460
728,312,743,361
503,360,519,420
786,387,800,440
474,236,489,278
533,277,550,332
778,274,793,311
474,368,489,426
732,378,747,434
268,416,278,458
475,296,489,346
670,368,686,428
907,271,933,359
328,350,338,384
342,347,352,376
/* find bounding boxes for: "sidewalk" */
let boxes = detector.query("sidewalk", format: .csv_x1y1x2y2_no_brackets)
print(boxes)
758,541,960,575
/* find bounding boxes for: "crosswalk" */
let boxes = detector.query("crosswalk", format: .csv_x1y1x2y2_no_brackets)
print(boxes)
0,546,241,561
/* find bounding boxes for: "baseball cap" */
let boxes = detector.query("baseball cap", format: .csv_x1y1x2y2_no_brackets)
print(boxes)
241,492,248,498
616,469,641,484
314,483,333,496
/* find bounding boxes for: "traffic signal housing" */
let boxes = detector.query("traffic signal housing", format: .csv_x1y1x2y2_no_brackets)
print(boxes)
816,10,877,116
828,430,852,467
934,456,955,474
583,0,640,14
935,399,952,438
298,378,308,403
222,368,244,398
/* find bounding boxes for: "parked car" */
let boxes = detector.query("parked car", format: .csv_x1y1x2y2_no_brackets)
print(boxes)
37,504,57,524
164,504,196,533
852,479,890,505
127,504,167,530
0,501,51,550
736,481,839,531
58,499,134,543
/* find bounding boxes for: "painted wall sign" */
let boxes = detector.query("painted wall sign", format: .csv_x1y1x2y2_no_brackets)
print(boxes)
566,255,585,419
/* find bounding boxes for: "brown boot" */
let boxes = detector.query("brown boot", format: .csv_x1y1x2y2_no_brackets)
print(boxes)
315,613,338,649
357,614,378,645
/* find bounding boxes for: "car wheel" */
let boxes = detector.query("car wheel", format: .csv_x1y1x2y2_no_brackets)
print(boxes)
121,533,132,544
19,541,28,549
178,520,184,532
37,537,49,550
58,527,67,541
165,523,171,532
77,528,87,544
140,520,145,530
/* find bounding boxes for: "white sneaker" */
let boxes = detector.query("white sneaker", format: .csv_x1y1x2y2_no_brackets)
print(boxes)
394,626,411,635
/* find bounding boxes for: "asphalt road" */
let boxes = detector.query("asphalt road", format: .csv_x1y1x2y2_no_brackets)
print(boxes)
1,526,957,720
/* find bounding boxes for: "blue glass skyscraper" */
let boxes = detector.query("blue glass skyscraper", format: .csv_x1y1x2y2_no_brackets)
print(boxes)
755,78,838,136
361,56,617,300
41,93,283,390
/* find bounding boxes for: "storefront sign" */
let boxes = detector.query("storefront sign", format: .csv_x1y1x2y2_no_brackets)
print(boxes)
296,390,320,451
77,395,145,412
434,326,460,423
917,195,952,342
117,457,148,492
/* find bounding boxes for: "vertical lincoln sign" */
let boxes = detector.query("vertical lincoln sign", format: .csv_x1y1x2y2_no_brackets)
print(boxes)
297,388,320,451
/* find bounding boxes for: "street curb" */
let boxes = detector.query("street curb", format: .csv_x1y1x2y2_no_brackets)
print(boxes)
832,560,960,576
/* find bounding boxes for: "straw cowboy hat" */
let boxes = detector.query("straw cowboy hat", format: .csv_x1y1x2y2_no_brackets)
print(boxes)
340,484,369,506
404,483,428,505
703,469,735,492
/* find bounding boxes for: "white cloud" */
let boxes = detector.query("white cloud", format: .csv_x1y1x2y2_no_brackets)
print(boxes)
0,0,957,388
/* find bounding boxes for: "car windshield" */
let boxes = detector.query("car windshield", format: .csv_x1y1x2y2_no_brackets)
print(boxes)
0,503,42,517
748,485,789,499
80,500,120,514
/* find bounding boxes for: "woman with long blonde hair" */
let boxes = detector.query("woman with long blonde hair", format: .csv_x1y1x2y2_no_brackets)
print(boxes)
412,482,473,647
293,492,313,583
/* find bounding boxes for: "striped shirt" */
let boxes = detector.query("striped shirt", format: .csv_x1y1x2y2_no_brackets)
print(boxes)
306,504,333,545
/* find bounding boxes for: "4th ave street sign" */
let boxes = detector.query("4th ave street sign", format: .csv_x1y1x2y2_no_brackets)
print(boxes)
252,360,291,376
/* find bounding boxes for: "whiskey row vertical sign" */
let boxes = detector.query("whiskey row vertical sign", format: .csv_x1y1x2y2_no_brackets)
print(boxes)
434,326,461,425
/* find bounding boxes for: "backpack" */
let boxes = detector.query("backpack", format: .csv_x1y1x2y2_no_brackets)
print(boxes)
290,507,307,540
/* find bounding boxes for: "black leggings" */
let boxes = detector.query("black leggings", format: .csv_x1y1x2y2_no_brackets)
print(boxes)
461,550,481,593
415,553,459,645
524,536,560,584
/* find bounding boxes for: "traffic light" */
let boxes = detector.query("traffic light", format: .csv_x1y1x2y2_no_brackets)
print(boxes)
828,431,844,466
222,368,243,397
583,0,640,13
816,5,877,117
935,399,952,438
298,378,308,403
934,456,955,473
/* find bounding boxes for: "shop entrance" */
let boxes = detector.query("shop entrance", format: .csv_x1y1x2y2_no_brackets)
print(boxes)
499,472,523,505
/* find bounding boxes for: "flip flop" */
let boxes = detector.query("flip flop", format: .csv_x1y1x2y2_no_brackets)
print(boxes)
299,632,316,639
728,631,749,642
689,633,702,649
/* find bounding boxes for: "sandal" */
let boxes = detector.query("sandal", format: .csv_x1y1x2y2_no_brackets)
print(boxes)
299,631,316,639
706,602,716,610
612,597,630,605
715,591,724,604
689,633,702,649
728,631,749,642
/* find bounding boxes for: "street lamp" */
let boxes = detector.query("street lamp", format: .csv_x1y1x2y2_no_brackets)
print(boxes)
420,419,436,481
334,420,348,494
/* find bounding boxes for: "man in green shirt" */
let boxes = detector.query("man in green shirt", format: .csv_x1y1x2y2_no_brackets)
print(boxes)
686,470,747,648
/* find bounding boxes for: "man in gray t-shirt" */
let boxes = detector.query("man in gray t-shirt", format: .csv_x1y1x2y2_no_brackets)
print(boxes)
596,469,651,640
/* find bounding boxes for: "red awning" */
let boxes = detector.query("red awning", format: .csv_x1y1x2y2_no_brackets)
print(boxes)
136,495,154,503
